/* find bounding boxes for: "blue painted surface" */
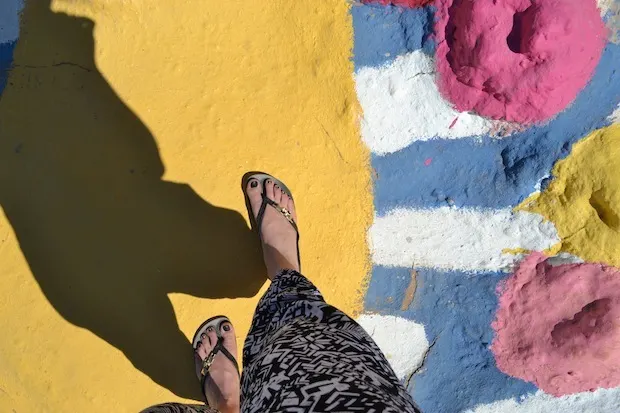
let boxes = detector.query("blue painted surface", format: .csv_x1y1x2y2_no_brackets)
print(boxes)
351,4,434,70
372,43,620,214
366,266,537,412
0,41,16,96
355,4,620,409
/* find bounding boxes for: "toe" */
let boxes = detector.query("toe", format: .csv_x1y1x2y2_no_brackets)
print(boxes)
246,178,263,219
197,332,213,360
220,321,238,361
207,326,219,347
272,184,283,205
265,179,276,201
280,191,289,207
287,195,298,223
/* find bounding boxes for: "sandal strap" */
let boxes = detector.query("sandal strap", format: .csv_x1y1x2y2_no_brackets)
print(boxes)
256,194,301,272
259,196,299,232
199,338,240,402
200,339,240,378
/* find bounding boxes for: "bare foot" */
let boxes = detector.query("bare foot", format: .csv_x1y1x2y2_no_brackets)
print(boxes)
245,177,300,279
194,321,240,413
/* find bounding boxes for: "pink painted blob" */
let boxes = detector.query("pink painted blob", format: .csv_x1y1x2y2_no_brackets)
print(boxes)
491,253,620,396
435,0,607,124
362,0,433,8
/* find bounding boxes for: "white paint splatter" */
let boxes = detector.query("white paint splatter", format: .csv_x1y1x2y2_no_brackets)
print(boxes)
598,0,614,16
546,252,585,267
356,313,429,381
355,50,505,155
369,207,559,272
609,104,620,123
599,0,620,44
0,0,23,44
464,388,620,413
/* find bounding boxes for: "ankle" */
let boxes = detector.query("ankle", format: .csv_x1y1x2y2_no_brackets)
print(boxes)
217,398,240,413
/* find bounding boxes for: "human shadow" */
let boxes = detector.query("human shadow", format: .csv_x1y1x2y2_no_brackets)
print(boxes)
0,1,265,400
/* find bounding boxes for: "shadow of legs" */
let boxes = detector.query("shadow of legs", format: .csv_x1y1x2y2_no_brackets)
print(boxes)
0,1,264,399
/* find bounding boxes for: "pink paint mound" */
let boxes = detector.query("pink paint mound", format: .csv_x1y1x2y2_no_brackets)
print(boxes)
435,0,607,124
491,253,620,396
362,0,433,8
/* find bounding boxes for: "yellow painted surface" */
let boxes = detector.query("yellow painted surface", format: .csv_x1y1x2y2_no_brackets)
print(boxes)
0,1,372,411
519,124,620,267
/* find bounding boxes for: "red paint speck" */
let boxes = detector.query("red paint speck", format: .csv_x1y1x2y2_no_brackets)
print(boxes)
362,0,433,8
449,117,459,129
424,158,432,166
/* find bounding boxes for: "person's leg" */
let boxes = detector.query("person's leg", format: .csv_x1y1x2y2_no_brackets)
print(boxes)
140,403,217,413
240,176,420,412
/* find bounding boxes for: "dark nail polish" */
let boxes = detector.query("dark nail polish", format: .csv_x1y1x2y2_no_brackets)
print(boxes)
223,324,231,332
250,180,258,188
207,327,214,332
201,333,207,339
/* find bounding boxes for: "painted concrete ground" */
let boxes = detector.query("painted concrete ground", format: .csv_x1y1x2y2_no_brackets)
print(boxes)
1,0,619,412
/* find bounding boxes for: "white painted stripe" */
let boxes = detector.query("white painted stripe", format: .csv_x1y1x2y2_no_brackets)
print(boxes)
357,313,429,381
355,50,507,155
0,0,23,44
609,104,620,123
369,207,559,272
464,388,620,413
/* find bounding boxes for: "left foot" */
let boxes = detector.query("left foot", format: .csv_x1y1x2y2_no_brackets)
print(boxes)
194,321,240,413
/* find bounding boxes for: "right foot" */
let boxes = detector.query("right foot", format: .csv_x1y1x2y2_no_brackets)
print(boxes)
245,177,300,279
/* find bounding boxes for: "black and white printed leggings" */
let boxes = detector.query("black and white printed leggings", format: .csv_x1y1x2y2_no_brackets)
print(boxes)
144,270,421,413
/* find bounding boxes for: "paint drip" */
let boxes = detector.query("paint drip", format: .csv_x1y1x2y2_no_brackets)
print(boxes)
491,253,620,396
435,0,607,123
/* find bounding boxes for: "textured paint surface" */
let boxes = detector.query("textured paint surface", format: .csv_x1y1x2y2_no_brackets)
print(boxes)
369,207,558,271
365,266,537,411
0,41,16,94
0,0,22,43
356,313,429,380
0,0,21,95
354,0,620,411
466,388,620,413
351,4,435,69
363,0,433,8
371,43,620,214
355,50,504,155
492,253,620,396
0,1,371,411
2,0,620,412
436,0,607,123
521,125,620,267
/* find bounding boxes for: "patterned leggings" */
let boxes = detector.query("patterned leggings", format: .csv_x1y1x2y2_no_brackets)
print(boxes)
143,271,420,413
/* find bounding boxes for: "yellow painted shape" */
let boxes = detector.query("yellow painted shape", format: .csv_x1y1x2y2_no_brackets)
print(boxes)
0,0,372,411
519,124,620,267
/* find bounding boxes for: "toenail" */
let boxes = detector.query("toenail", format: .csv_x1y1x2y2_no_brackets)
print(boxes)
207,327,214,332
201,333,207,339
267,179,272,184
250,180,258,188
223,324,231,332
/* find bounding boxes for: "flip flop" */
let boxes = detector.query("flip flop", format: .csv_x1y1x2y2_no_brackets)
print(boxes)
192,316,240,404
241,171,301,272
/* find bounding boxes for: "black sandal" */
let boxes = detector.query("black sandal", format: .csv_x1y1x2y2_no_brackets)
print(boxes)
192,316,240,404
241,171,301,272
